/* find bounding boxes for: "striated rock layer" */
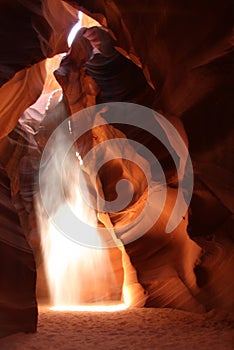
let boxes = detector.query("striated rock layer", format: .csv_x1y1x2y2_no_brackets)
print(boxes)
0,0,233,338
0,164,37,338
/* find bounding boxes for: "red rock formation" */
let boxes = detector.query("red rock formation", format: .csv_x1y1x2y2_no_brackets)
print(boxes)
0,0,233,338
0,164,37,337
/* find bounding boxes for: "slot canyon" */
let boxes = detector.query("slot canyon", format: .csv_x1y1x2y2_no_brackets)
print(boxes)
0,1,233,349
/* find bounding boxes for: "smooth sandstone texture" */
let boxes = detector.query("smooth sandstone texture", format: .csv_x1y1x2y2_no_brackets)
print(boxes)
0,0,233,338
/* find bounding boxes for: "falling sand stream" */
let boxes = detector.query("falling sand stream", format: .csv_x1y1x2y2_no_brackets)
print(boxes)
36,124,147,311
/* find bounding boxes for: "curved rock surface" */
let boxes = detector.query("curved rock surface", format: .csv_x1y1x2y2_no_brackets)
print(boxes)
0,0,233,338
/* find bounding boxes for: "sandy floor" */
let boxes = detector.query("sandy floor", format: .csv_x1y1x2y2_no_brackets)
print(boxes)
0,307,233,350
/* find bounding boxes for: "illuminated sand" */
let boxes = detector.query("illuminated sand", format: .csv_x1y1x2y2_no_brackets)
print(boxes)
50,303,127,312
0,307,233,350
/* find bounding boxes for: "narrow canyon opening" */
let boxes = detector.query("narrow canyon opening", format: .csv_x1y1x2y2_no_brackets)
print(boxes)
34,12,148,313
